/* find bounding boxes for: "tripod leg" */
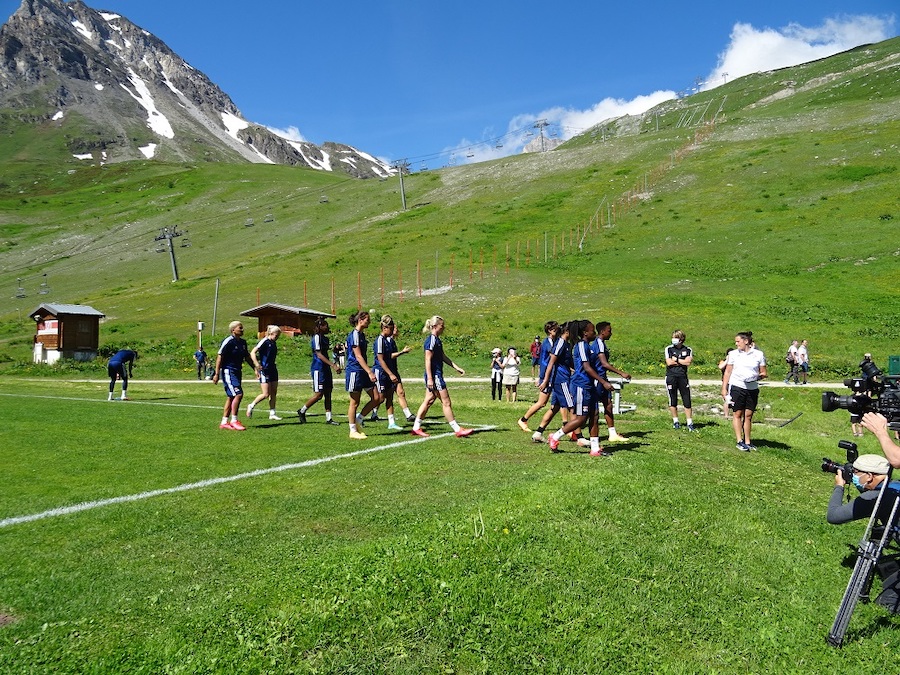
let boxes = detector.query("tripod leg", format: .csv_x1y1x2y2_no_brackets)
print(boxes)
828,545,876,647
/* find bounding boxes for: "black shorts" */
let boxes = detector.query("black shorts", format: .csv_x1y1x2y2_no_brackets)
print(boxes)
666,375,692,408
728,385,759,412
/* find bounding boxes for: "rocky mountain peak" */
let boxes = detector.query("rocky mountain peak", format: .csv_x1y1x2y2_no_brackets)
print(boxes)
0,0,394,177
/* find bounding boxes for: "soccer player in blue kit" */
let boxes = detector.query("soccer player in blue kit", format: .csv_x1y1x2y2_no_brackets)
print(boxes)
212,320,254,430
297,317,342,425
547,320,609,457
247,325,282,421
410,315,473,438
107,348,137,401
373,314,408,431
593,321,631,443
345,311,382,440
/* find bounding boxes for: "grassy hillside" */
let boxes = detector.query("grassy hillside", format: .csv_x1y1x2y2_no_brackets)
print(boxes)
0,38,898,379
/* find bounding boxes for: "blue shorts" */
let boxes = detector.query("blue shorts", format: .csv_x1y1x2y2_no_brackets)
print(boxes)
424,372,447,392
311,368,332,393
374,369,395,395
345,369,375,393
571,385,597,416
531,357,540,366
552,380,574,409
257,367,278,384
221,368,243,398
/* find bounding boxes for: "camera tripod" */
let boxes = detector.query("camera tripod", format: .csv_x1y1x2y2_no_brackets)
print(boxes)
827,476,900,647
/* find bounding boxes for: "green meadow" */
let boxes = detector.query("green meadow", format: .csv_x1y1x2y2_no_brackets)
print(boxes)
1,378,899,673
1,37,899,673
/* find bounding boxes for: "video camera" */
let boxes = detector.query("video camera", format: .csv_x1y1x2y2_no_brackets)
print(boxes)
821,359,900,430
821,440,859,482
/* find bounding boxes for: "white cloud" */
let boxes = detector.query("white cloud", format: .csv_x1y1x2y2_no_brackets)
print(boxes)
266,125,307,142
703,15,896,89
445,90,676,165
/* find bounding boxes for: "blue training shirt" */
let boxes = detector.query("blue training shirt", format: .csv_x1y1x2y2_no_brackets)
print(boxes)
345,329,368,373
310,334,330,372
424,334,444,377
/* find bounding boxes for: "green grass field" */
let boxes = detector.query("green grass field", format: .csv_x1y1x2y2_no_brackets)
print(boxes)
2,377,899,672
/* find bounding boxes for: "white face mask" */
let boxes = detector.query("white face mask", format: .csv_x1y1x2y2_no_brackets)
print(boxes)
671,338,680,346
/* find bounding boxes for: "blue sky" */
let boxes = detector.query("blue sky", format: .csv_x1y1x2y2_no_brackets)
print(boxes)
1,1,896,167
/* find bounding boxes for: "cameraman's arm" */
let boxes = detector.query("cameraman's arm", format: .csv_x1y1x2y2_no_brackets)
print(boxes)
827,489,877,525
861,412,900,468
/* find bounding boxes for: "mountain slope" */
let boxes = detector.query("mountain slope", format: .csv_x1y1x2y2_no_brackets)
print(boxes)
0,0,394,178
0,37,897,375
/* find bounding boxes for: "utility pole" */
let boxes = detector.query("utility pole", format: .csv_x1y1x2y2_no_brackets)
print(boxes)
154,227,184,281
393,160,409,211
533,119,549,152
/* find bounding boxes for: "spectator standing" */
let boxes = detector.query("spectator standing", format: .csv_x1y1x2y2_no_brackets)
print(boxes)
530,336,541,382
501,347,521,402
107,348,137,401
721,331,767,451
490,348,503,400
194,347,208,380
665,330,694,430
212,321,254,430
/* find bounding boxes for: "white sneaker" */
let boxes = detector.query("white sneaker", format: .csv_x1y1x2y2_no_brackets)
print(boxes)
246,404,254,418
608,432,630,442
269,413,282,421
531,431,545,443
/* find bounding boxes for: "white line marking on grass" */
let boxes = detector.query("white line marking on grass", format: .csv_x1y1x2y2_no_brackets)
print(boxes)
0,425,497,529
0,392,223,411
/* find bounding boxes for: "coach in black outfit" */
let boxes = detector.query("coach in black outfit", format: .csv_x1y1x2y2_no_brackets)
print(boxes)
665,330,694,430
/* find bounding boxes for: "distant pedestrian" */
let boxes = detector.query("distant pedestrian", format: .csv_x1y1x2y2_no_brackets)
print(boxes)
411,315,472,438
212,321,254,430
783,340,800,384
107,348,137,401
665,330,694,431
797,339,809,384
247,325,282,421
298,317,342,425
722,331,767,451
194,347,208,380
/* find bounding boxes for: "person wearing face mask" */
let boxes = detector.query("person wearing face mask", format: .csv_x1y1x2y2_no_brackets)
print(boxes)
826,454,900,525
664,330,694,431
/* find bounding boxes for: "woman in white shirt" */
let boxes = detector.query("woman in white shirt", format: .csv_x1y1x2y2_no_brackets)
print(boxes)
721,331,767,451
501,347,521,402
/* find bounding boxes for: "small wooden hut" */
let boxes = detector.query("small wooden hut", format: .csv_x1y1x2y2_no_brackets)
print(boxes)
239,303,336,338
30,303,105,364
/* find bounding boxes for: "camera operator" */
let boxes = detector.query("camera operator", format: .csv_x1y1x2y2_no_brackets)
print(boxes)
826,453,900,525
861,412,900,469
